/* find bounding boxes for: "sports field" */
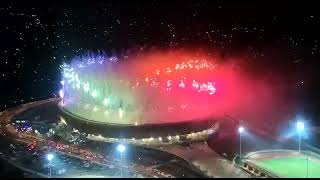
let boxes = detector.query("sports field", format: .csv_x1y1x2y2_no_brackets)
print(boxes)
254,156,320,178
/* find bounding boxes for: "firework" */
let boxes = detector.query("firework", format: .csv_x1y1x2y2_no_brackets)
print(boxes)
60,51,218,125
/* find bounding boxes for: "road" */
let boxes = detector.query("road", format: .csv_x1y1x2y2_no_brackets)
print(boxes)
2,120,171,178
0,98,206,178
0,98,255,178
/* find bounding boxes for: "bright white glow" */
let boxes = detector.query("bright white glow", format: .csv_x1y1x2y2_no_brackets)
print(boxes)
103,98,109,106
117,144,125,153
59,89,64,98
297,121,305,132
47,153,54,161
134,122,138,126
119,108,124,119
158,137,162,141
60,80,65,86
92,106,99,112
238,126,245,134
168,136,172,140
176,135,179,139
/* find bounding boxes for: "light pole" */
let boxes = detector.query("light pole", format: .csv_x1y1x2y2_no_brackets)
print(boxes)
117,144,125,177
47,153,54,178
296,121,304,152
238,126,245,159
59,89,64,105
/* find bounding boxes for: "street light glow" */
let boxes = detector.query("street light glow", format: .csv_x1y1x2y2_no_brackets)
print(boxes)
238,126,245,133
59,89,64,98
103,98,109,106
47,153,54,161
117,144,125,153
297,121,305,132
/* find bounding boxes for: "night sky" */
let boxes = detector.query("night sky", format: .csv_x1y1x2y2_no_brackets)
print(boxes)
0,1,320,122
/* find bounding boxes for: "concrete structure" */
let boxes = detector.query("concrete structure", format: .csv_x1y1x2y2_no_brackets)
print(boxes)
0,98,251,178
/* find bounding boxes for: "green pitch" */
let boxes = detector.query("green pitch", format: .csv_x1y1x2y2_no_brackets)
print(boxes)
255,156,320,178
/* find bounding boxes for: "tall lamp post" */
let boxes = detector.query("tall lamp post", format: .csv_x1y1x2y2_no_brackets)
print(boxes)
117,144,126,177
59,89,64,105
238,126,245,159
47,153,54,178
296,121,304,152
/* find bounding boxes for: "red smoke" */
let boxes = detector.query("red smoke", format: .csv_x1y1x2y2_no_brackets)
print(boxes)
114,49,295,127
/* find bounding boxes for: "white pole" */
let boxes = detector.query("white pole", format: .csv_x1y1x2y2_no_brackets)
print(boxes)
239,132,242,159
120,152,123,177
299,133,301,152
49,161,52,178
62,85,64,105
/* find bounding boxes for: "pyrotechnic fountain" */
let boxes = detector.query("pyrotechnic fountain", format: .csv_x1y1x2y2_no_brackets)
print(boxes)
60,51,219,125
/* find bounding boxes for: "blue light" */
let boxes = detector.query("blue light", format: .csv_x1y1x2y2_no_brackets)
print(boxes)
47,153,54,161
117,144,125,153
297,121,305,133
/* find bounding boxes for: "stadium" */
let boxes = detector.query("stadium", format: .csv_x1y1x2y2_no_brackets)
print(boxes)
57,51,220,145
4,51,320,178
243,150,320,178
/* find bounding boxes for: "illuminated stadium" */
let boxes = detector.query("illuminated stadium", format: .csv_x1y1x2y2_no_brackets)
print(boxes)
243,150,320,178
58,51,220,143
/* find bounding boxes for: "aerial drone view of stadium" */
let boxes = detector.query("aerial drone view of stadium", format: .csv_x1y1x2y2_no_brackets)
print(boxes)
2,1,320,178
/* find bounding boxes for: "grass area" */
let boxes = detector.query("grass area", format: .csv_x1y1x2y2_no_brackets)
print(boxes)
255,156,320,178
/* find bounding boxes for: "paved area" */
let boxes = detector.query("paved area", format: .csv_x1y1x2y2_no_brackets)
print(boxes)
150,142,251,178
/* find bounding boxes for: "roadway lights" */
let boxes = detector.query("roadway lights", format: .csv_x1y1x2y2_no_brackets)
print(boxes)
47,153,54,161
117,144,125,153
59,89,64,98
296,121,305,152
46,153,54,178
238,126,245,134
297,121,305,132
296,121,308,177
238,126,245,159
116,144,126,177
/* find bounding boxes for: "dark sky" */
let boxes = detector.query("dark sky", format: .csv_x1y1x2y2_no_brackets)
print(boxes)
0,1,319,120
